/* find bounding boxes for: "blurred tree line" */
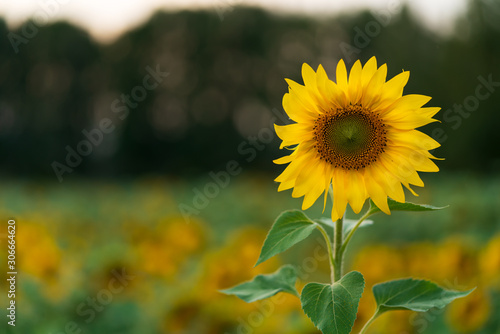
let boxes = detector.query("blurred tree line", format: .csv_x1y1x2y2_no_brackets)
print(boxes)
0,0,499,179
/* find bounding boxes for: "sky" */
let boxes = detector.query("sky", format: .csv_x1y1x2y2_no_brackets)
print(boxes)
0,0,469,42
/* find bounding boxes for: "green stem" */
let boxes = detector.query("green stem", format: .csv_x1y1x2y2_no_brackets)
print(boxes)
339,210,372,257
315,224,335,284
333,216,344,282
359,309,381,334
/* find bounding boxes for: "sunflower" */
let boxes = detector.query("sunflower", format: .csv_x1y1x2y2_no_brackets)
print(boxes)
274,57,440,220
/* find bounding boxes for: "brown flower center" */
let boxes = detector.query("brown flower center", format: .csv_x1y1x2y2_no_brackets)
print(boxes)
313,104,387,170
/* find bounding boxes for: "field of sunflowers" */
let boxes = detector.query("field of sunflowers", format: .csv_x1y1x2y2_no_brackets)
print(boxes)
1,172,499,333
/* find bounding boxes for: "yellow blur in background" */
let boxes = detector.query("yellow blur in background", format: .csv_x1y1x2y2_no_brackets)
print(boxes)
1,174,499,334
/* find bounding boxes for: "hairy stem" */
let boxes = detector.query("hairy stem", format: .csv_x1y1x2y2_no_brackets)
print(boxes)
333,216,344,282
339,210,372,257
316,224,335,284
359,309,381,334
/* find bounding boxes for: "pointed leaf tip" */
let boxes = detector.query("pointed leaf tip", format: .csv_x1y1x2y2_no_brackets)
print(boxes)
220,265,299,303
255,210,316,266
373,278,474,314
369,198,447,215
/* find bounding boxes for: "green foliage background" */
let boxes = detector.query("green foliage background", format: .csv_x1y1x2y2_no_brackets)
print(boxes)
1,0,500,333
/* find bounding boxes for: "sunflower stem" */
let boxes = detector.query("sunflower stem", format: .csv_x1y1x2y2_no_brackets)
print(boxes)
339,209,372,258
315,224,335,284
359,308,382,334
333,216,344,282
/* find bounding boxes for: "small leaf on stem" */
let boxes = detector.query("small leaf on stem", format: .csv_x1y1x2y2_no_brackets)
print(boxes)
220,265,299,302
369,198,447,215
255,210,317,266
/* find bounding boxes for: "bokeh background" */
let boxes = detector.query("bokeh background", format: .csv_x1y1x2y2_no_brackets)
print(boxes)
0,0,500,333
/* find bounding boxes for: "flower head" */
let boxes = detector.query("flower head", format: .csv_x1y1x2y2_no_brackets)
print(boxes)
274,57,440,220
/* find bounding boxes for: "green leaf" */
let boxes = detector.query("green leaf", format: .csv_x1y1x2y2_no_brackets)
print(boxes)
219,265,299,302
373,278,474,314
315,218,373,242
301,271,365,334
369,198,447,215
255,210,316,266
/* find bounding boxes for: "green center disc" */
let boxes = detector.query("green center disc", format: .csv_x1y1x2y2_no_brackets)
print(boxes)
327,114,372,156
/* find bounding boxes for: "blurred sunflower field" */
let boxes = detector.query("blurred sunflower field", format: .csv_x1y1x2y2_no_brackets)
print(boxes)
1,172,499,333
1,0,500,333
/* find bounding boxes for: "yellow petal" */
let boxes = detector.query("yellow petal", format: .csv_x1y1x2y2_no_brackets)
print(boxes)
408,152,440,172
364,167,390,215
292,159,323,198
282,93,316,123
274,123,311,141
389,94,432,112
346,170,367,214
387,129,441,151
323,190,329,214
277,179,295,191
361,56,378,90
331,204,341,222
336,59,348,94
273,152,295,165
286,142,324,185
301,163,327,210
419,107,441,118
292,161,319,197
302,63,318,91
370,162,405,203
348,60,362,104
377,71,410,109
322,164,333,213
285,91,319,119
384,114,439,130
275,151,310,183
401,181,419,196
315,64,330,100
285,79,319,114
316,64,346,108
421,150,444,160
324,79,347,109
331,169,348,219
362,64,387,108
382,95,438,129
380,150,425,187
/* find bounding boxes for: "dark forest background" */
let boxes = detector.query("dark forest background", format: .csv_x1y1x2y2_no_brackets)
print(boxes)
1,1,500,180
2,3,500,334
